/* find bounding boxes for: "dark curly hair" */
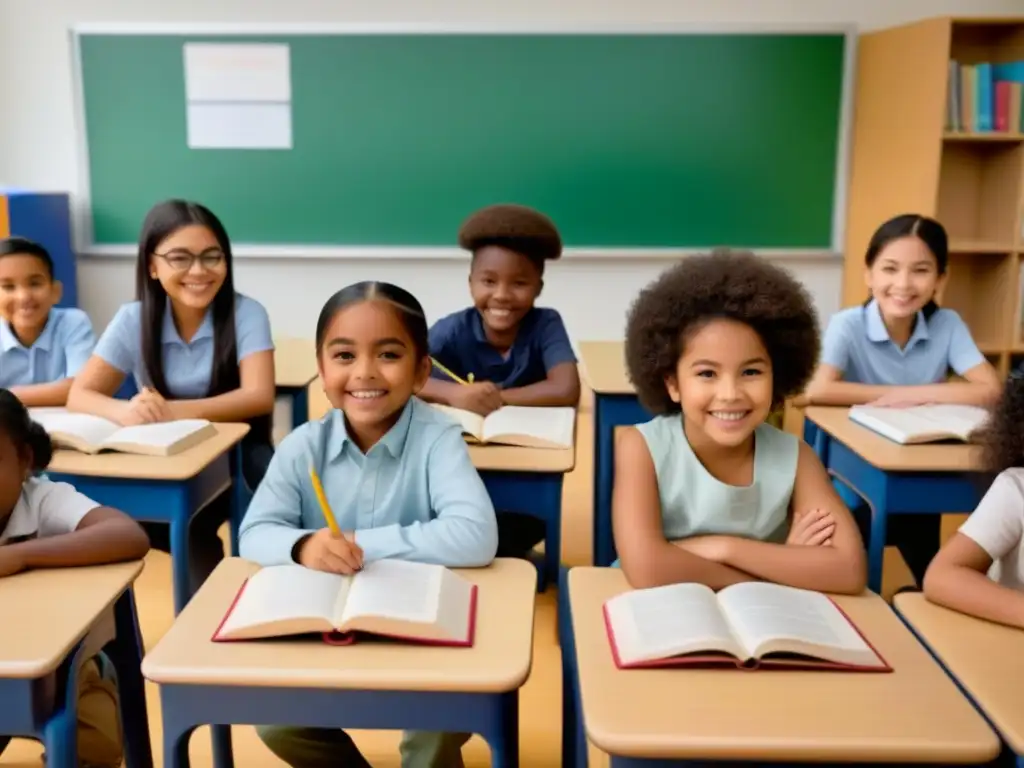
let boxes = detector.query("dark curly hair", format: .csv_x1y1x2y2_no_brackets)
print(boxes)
979,374,1024,475
624,249,820,414
459,204,562,273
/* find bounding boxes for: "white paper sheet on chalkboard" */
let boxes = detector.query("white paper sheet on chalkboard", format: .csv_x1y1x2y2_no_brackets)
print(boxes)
184,43,291,103
186,103,292,150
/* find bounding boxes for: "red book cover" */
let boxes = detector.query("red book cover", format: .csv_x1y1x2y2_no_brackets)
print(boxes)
212,576,478,648
996,80,1011,132
603,595,892,673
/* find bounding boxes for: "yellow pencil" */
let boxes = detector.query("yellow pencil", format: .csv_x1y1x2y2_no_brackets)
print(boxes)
309,465,342,537
430,356,469,386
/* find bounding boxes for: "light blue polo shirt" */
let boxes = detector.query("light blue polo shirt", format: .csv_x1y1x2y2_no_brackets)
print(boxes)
239,397,498,567
0,307,96,388
93,293,273,398
821,300,985,385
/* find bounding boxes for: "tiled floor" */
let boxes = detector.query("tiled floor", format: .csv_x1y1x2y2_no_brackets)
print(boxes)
1,390,955,766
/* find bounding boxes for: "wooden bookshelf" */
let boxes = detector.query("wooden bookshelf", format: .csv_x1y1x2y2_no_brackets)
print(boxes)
844,17,1024,377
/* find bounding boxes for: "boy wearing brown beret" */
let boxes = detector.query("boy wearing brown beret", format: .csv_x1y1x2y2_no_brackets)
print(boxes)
421,203,580,559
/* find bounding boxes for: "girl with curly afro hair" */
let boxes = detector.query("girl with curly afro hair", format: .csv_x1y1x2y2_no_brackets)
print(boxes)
613,250,866,594
923,376,1024,628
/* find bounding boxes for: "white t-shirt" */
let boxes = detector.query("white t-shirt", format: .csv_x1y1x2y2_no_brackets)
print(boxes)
0,476,99,544
959,468,1024,591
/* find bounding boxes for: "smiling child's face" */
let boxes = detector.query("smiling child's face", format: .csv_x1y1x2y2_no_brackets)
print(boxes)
317,299,431,449
864,236,944,323
0,254,60,338
468,245,542,344
667,318,774,449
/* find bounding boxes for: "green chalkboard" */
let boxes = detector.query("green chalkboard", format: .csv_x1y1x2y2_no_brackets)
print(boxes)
77,32,846,248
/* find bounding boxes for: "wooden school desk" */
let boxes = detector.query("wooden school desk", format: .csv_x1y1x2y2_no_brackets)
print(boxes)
45,423,250,613
804,406,985,592
142,556,536,768
468,441,575,591
273,338,318,430
0,561,152,768
895,593,1024,767
578,341,650,567
560,567,1000,767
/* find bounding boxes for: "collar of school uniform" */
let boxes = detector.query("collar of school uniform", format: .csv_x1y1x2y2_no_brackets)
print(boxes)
334,397,415,459
0,487,40,544
161,301,214,346
0,311,56,353
864,299,929,346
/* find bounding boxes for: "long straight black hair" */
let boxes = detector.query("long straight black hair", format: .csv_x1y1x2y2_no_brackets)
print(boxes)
135,200,240,399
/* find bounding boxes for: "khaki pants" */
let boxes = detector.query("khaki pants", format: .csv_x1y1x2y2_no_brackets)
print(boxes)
257,725,471,768
0,656,123,768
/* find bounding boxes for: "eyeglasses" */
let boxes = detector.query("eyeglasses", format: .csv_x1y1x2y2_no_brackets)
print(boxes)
153,248,226,272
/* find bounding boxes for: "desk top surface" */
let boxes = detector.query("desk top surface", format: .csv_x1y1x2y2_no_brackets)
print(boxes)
274,337,319,389
578,341,633,395
0,560,144,677
142,557,536,692
569,567,999,762
805,406,982,472
46,423,249,481
895,593,1024,753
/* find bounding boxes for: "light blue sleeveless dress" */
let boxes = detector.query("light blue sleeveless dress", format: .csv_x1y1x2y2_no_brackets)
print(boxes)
614,415,799,563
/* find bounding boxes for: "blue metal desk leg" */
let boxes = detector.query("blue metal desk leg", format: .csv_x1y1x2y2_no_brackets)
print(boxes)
593,394,614,568
106,589,154,768
291,387,309,431
169,502,193,615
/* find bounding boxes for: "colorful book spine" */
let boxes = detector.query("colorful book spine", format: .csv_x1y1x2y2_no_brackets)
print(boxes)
949,60,1024,134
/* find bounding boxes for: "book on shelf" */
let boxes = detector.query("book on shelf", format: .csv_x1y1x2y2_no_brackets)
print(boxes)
430,403,575,449
603,581,890,672
847,404,989,445
213,559,478,646
947,59,1024,134
28,408,216,457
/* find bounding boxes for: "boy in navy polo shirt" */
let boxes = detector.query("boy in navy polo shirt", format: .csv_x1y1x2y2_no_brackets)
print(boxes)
421,203,580,558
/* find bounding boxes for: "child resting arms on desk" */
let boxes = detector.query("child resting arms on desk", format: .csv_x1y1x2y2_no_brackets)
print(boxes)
239,281,498,768
924,374,1024,629
0,388,150,767
612,251,866,594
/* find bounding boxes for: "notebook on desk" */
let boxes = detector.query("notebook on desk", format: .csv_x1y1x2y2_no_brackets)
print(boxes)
28,408,216,457
603,581,891,672
847,404,989,445
213,559,478,647
431,404,575,449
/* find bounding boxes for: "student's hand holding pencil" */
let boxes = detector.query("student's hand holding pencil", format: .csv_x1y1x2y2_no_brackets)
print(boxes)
299,464,364,574
296,528,364,575
451,382,503,416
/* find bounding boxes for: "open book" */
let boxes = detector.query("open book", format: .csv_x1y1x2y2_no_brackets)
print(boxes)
28,408,216,457
848,404,989,445
603,581,890,672
213,559,478,646
431,404,575,449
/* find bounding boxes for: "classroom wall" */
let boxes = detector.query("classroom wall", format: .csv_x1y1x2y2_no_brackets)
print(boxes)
0,0,1020,341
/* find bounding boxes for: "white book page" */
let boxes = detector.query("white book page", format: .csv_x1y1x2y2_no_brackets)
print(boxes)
429,404,485,440
911,405,989,439
604,583,745,666
28,409,119,446
717,582,868,660
341,559,442,625
104,419,211,448
482,406,575,447
219,565,346,637
850,407,936,442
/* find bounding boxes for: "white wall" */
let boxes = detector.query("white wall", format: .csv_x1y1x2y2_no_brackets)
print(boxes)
1,0,1021,341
